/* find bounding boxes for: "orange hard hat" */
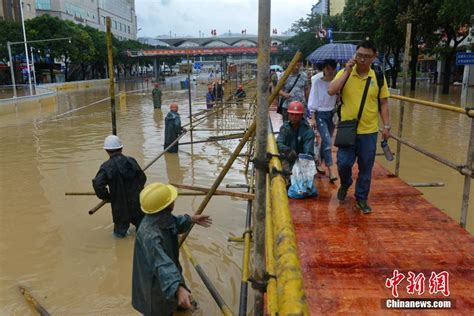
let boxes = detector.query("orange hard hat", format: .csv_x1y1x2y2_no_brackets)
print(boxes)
287,101,304,114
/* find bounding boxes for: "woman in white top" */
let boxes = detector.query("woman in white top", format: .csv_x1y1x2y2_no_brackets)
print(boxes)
307,59,338,182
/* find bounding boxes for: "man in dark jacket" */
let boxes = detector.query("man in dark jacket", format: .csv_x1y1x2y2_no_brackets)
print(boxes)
164,103,184,153
277,101,315,183
132,182,212,315
92,135,146,238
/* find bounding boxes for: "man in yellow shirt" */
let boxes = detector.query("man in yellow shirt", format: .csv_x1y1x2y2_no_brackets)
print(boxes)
328,40,391,213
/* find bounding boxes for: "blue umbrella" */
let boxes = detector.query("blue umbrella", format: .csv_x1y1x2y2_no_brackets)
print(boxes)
307,43,356,65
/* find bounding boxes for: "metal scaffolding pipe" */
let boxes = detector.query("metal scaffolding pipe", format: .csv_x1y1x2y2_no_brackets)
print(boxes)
265,175,278,315
253,0,271,313
460,118,474,228
181,244,234,316
267,134,309,315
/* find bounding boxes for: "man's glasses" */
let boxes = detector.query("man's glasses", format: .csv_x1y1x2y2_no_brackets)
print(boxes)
355,53,375,60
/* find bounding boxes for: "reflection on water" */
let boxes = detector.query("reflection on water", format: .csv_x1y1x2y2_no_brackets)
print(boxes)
0,78,471,315
0,79,251,315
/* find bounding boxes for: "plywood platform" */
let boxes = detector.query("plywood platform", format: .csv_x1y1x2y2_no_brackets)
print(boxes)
270,111,474,315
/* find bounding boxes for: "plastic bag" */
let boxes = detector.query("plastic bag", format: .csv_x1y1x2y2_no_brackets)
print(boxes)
288,153,318,199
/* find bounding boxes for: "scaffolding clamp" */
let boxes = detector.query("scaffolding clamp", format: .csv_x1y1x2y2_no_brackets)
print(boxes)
248,272,276,292
271,166,292,177
252,157,269,172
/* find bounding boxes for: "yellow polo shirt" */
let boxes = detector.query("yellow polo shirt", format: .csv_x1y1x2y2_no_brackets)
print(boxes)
334,65,390,134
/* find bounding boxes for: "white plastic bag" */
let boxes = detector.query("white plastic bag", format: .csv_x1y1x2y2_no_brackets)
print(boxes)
288,153,318,199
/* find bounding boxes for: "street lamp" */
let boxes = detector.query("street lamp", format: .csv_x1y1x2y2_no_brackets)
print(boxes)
19,1,32,95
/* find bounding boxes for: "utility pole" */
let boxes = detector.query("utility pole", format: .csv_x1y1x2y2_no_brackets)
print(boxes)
253,0,271,315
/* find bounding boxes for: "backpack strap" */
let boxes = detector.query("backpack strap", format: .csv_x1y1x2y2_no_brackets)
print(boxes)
372,64,385,111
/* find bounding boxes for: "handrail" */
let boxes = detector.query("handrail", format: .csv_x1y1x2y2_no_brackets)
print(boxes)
390,94,474,117
388,93,473,229
266,132,309,315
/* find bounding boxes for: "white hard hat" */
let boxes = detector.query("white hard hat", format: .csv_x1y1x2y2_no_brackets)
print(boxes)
103,135,123,150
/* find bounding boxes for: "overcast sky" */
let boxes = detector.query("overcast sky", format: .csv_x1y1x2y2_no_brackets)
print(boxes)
135,0,316,38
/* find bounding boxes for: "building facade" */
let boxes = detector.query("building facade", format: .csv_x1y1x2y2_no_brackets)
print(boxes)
311,0,346,16
1,0,137,41
1,0,36,21
311,0,329,15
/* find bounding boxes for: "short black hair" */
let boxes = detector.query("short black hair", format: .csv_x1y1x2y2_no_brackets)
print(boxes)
323,59,337,69
357,40,377,54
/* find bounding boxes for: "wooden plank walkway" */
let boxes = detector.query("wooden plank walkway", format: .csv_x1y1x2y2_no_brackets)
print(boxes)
270,111,474,315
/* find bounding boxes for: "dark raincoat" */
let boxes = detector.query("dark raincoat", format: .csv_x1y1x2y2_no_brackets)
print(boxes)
277,119,315,157
92,153,146,230
132,210,192,316
164,111,183,153
152,88,162,109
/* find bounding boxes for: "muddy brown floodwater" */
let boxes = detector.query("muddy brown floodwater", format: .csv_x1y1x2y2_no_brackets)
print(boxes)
0,78,254,315
0,78,472,315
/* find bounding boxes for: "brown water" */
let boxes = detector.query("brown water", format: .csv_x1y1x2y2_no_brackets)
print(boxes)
0,78,472,315
378,82,474,234
0,78,253,315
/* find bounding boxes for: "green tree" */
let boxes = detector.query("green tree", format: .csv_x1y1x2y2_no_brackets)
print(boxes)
431,0,473,94
0,21,23,84
288,13,344,60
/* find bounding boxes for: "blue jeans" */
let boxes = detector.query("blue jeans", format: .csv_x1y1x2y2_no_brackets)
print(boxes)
316,111,335,166
336,132,377,201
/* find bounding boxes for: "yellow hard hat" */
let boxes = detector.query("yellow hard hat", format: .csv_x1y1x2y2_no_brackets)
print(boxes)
140,183,178,214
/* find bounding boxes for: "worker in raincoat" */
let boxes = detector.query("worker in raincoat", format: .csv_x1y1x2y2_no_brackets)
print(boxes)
92,135,147,237
234,84,246,107
164,103,185,153
152,83,162,109
132,182,212,315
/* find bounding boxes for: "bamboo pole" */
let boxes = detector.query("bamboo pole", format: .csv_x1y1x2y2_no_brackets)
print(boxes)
170,183,255,200
181,244,234,316
254,0,271,313
395,23,411,176
88,103,230,215
19,286,50,316
106,17,117,135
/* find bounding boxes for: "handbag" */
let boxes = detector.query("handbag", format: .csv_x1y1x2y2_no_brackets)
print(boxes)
334,77,372,148
277,73,301,114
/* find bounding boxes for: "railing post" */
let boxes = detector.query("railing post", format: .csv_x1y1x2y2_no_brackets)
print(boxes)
460,117,474,228
395,23,411,176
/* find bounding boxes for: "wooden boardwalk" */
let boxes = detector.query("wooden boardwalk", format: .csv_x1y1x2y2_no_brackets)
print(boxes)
270,112,474,314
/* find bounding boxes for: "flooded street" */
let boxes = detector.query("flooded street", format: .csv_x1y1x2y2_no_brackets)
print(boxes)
0,78,252,315
379,83,474,234
0,77,472,315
